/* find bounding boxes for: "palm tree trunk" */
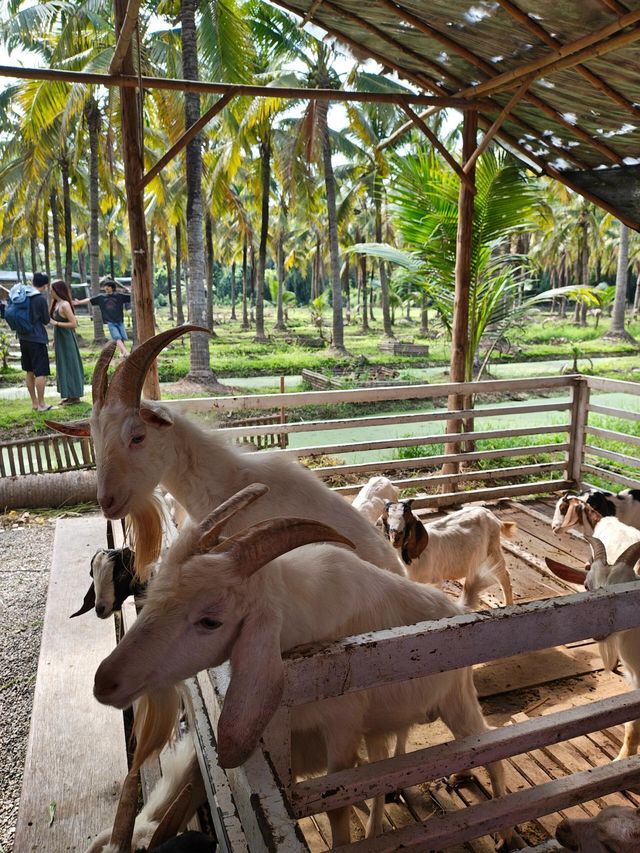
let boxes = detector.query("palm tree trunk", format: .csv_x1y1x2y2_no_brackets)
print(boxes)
633,266,640,318
85,95,104,342
60,155,73,284
50,188,63,279
360,252,369,333
109,231,115,280
255,135,270,342
318,102,346,354
43,201,50,281
606,221,634,340
241,234,249,329
420,291,429,336
230,260,237,321
205,214,215,332
275,232,286,331
175,223,184,326
165,242,174,322
375,192,393,337
182,0,212,377
30,229,37,277
342,254,351,324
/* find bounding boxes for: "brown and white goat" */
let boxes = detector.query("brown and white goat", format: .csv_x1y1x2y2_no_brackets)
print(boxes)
94,484,511,849
552,489,640,535
555,805,640,852
379,500,516,607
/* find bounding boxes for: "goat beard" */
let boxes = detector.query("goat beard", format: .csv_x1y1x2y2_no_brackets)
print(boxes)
127,495,166,583
132,686,185,770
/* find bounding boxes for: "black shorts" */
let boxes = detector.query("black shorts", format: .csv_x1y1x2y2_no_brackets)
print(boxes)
20,340,50,377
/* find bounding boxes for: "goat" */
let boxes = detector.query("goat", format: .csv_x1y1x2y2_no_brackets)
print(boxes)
546,515,640,583
545,531,640,760
555,805,640,852
379,500,516,607
94,484,511,849
351,475,399,525
86,736,211,853
71,547,145,619
552,489,640,534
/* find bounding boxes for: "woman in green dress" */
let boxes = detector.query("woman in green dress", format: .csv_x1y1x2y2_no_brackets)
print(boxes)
49,280,85,405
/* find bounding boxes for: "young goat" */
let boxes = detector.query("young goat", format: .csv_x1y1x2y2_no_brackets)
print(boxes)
352,475,399,525
94,484,511,849
379,500,516,607
555,805,640,852
71,547,145,620
552,489,640,534
547,532,640,760
86,736,211,853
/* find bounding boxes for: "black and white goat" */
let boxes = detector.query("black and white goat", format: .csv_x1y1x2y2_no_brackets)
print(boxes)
379,500,516,607
552,489,640,534
71,547,146,620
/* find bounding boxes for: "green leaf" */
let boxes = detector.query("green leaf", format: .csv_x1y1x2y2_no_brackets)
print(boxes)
48,801,56,827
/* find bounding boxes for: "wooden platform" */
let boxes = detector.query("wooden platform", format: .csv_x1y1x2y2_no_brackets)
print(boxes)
299,497,640,852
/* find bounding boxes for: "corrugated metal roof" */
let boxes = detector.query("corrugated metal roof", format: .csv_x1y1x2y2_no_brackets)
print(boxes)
273,0,640,226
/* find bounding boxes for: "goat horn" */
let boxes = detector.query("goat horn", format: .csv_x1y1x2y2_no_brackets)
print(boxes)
147,783,194,849
109,766,139,852
585,535,608,565
92,341,118,408
44,418,92,437
617,540,640,571
197,483,270,553
106,325,210,409
211,517,355,577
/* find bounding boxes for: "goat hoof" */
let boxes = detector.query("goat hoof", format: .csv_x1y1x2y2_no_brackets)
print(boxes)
446,770,473,787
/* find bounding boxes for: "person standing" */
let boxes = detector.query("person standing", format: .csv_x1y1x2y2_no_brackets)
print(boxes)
74,278,131,357
50,279,85,405
17,272,52,412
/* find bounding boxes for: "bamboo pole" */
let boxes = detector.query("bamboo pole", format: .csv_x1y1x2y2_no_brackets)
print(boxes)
399,103,475,193
109,0,141,74
461,10,640,99
463,77,532,174
113,0,158,399
443,112,477,481
495,0,640,121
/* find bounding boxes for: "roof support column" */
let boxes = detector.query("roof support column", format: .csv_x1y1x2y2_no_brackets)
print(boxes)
444,110,477,481
113,0,159,399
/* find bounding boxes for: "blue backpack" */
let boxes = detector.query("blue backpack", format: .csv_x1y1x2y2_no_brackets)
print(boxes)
5,284,35,335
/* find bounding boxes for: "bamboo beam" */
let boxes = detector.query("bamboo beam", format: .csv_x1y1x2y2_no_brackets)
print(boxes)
598,0,629,12
109,0,142,74
140,92,234,190
0,65,489,108
463,77,531,174
461,9,640,99
495,0,640,120
299,0,325,27
399,103,475,193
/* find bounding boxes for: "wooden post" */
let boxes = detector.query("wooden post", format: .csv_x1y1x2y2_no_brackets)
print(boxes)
113,0,159,399
443,112,477,481
567,376,590,487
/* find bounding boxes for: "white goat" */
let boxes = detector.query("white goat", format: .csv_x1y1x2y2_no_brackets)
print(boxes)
547,509,640,578
46,327,404,581
379,500,516,607
94,484,510,849
86,736,208,853
552,489,640,534
546,529,640,760
351,475,399,525
555,805,640,852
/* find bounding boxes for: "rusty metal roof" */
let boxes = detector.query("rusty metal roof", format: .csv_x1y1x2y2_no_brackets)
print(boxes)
273,0,640,227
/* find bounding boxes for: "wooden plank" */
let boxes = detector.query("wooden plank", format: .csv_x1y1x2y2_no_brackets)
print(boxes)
586,376,640,396
14,515,129,851
331,756,640,852
582,464,640,490
281,583,640,706
586,426,640,449
588,403,640,423
409,479,572,510
292,691,640,816
585,444,640,469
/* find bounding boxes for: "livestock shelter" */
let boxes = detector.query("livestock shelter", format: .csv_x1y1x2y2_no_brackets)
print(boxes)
5,1,640,851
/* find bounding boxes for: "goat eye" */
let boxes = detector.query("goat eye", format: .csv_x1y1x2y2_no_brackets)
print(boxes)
130,434,145,446
198,616,221,630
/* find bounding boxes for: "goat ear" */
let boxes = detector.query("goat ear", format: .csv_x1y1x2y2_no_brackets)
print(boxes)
44,418,91,437
217,608,284,768
545,557,588,585
411,520,429,560
139,405,174,428
70,584,96,618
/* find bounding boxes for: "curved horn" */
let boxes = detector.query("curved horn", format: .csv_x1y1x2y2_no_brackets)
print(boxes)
211,517,355,577
106,325,210,409
616,540,640,571
585,535,608,565
109,766,139,852
44,418,91,437
92,341,118,408
197,483,269,553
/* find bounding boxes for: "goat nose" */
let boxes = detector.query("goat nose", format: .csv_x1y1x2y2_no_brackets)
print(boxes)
95,603,107,618
99,493,115,512
94,663,119,702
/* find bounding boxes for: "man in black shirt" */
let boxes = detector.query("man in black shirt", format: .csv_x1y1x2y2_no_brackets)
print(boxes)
19,272,52,412
75,279,131,357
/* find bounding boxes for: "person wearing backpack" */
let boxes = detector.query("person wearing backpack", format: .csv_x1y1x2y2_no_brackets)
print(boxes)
14,272,52,412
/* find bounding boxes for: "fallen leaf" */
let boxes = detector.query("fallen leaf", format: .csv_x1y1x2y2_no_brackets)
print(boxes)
48,801,56,827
